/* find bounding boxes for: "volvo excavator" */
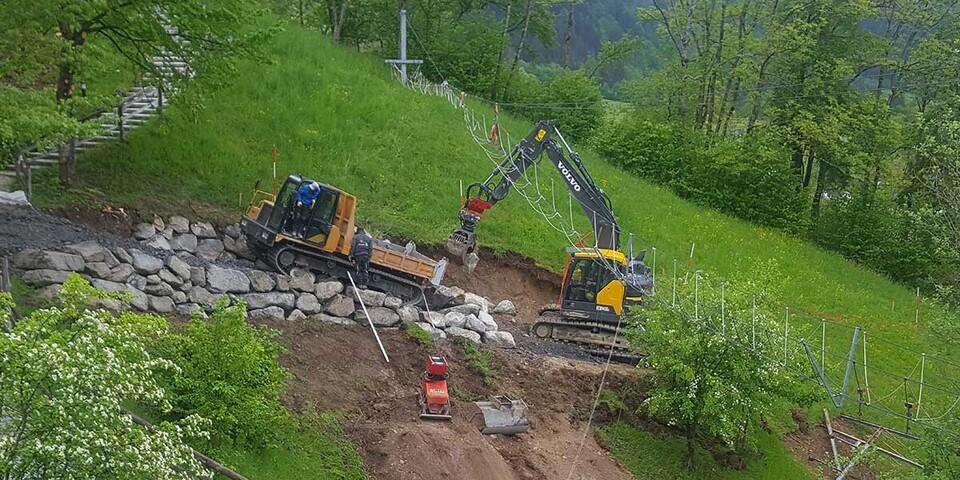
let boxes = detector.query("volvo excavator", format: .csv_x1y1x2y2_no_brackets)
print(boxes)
447,120,651,360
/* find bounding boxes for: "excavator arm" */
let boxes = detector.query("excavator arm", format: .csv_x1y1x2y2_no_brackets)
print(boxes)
446,120,619,260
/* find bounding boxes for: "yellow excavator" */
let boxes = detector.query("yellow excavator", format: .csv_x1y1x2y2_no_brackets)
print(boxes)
241,175,447,299
447,120,651,359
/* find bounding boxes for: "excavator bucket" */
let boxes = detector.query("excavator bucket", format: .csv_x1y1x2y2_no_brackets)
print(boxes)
474,395,529,435
445,228,472,260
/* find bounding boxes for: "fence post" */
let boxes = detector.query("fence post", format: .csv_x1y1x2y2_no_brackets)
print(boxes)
15,149,23,187
157,86,164,116
26,165,32,202
1,256,11,332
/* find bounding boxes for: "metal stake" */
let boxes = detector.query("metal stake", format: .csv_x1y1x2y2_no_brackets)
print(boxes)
347,272,390,363
916,353,926,418
694,272,700,320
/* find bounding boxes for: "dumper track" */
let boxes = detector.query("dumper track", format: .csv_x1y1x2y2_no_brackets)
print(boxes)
267,243,425,300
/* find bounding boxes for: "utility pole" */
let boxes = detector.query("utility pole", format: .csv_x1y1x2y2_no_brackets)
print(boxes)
385,9,423,84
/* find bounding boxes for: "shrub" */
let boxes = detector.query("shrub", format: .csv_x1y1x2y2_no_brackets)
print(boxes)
158,302,290,448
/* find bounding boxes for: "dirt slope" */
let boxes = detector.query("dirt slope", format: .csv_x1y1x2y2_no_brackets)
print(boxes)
271,321,638,480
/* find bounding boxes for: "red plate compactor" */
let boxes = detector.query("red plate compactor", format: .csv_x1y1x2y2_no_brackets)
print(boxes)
419,356,452,421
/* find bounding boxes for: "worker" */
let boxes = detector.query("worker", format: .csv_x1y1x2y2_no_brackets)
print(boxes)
351,226,373,289
292,182,321,235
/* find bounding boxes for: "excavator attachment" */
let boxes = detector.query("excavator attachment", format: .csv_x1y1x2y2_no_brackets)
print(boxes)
445,228,474,260
474,395,529,435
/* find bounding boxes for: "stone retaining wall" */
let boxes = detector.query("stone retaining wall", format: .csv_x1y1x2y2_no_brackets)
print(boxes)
12,216,518,348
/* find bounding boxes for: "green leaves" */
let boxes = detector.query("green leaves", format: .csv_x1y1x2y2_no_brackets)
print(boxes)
157,302,291,449
0,274,208,479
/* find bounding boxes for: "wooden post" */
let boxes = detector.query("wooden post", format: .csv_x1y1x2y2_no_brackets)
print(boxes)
26,165,32,202
823,409,840,469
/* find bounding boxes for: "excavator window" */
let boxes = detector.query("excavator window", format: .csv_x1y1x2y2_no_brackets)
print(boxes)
564,259,603,303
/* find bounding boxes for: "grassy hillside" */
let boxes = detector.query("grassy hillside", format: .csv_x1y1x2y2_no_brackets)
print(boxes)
35,24,956,476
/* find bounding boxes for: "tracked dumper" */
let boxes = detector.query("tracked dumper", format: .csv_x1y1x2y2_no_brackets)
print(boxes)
242,175,446,300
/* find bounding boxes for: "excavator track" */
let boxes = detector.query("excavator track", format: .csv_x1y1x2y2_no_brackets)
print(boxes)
267,243,425,301
531,309,644,365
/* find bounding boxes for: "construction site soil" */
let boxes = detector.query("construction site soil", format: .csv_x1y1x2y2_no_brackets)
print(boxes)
2,203,849,480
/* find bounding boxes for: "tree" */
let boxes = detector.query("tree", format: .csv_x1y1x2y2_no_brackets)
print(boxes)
0,275,209,480
638,276,810,467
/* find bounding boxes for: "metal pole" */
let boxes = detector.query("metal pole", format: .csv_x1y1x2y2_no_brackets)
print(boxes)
399,9,409,84
915,287,920,325
672,259,677,307
863,331,871,404
721,283,725,335
694,272,699,320
916,353,926,418
821,320,826,375
783,307,789,366
824,409,841,469
651,246,656,295
26,165,32,202
348,272,390,363
839,326,862,407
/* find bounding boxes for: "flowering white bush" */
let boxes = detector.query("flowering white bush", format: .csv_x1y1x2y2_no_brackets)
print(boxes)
0,275,210,479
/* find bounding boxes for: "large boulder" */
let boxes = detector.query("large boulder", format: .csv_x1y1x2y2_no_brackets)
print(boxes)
64,241,118,266
483,331,516,348
444,311,466,329
397,305,420,323
190,222,218,239
168,215,190,234
296,293,323,314
413,322,447,341
129,250,163,275
324,295,356,318
315,281,344,301
462,292,489,311
13,249,84,271
196,239,225,261
149,295,175,314
422,311,447,328
246,270,276,293
248,306,285,322
165,255,191,281
288,268,316,292
188,286,220,309
493,300,517,315
306,313,358,327
190,266,206,286
287,309,307,322
175,303,204,317
243,292,296,310
113,247,133,264
144,235,172,251
21,269,71,286
206,265,250,293
85,262,113,279
223,235,251,258
133,223,156,240
170,233,198,253
478,310,498,331
355,306,400,327
465,313,495,333
223,223,241,239
158,268,183,287
346,287,386,307
384,296,403,309
90,279,148,311
445,326,481,345
105,263,135,283
144,282,175,297
442,303,481,317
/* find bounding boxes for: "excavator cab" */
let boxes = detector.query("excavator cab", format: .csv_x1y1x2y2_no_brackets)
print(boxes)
559,249,626,324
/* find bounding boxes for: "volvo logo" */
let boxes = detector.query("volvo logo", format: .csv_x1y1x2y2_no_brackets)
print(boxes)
557,161,582,192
